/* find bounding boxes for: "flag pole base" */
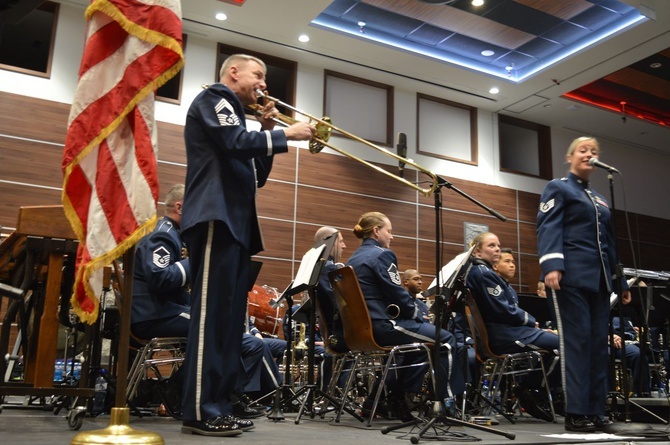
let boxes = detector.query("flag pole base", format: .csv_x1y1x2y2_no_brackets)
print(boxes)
69,407,164,445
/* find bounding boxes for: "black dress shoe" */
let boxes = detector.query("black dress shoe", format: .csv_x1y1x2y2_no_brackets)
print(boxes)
238,393,263,409
181,416,243,436
564,414,596,432
223,414,255,431
591,415,613,430
153,379,183,420
233,400,264,418
517,388,554,422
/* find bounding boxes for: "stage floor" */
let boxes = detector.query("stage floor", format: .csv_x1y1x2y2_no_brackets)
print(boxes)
1,402,669,445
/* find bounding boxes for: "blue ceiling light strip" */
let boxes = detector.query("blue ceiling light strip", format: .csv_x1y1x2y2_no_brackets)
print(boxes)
312,8,646,83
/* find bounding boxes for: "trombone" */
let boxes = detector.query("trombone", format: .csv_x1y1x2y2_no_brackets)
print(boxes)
253,90,439,196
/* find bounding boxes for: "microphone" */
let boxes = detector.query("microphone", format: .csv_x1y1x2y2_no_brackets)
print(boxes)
396,132,407,178
588,157,619,173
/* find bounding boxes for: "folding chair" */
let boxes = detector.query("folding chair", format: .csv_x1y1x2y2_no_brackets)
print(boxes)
463,291,556,422
329,266,437,426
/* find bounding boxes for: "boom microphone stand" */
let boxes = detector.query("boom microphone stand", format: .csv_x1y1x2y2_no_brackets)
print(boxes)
602,170,668,427
382,175,513,443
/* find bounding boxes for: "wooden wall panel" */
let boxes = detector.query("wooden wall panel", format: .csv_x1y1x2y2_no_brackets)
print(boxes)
258,181,297,222
156,122,187,165
518,190,540,223
257,219,295,262
518,221,538,253
269,146,298,182
2,90,670,316
0,92,68,143
299,148,417,202
0,137,63,188
0,183,62,231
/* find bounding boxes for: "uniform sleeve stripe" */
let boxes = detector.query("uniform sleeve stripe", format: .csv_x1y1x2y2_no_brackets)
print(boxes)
264,130,273,156
539,253,564,264
176,261,187,286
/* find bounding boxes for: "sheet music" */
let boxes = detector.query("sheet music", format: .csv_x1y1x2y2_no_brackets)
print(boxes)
291,243,326,290
427,245,476,293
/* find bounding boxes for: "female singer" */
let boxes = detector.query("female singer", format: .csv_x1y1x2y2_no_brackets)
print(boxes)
537,136,629,432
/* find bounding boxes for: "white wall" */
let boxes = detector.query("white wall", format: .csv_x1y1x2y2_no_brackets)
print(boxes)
2,2,668,220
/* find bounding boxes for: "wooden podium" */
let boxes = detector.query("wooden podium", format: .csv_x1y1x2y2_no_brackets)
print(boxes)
0,205,94,399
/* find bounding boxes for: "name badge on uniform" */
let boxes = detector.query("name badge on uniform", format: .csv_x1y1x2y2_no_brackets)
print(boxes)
539,199,554,213
387,263,401,286
487,285,503,297
153,246,171,268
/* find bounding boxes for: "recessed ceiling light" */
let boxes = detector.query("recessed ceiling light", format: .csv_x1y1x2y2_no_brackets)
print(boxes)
215,12,227,21
358,21,366,27
481,50,495,57
543,104,552,108
298,34,310,43
650,62,662,68
472,0,484,6
489,87,499,94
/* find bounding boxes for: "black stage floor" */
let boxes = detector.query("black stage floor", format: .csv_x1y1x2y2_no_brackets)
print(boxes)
1,400,670,445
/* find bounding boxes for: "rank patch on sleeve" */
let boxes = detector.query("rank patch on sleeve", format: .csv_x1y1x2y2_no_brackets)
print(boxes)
539,199,555,213
153,246,171,268
487,285,503,297
387,263,401,285
215,98,241,126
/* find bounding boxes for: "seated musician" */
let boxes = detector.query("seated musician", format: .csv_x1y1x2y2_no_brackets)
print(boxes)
610,316,651,396
465,236,560,421
312,226,349,394
346,212,465,421
130,184,266,421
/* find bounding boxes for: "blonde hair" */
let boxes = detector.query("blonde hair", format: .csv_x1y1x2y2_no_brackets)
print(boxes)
353,212,387,240
469,231,495,250
566,136,599,157
219,54,266,79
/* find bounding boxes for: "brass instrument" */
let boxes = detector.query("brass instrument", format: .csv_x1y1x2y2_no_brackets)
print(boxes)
294,322,308,350
386,304,400,319
254,90,439,196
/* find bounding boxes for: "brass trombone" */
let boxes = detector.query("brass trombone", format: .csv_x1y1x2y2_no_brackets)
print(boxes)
253,90,439,196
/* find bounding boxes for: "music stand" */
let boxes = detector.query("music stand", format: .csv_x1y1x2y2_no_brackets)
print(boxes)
381,179,514,443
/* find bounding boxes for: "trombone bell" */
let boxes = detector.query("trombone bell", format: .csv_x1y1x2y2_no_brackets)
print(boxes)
310,117,332,154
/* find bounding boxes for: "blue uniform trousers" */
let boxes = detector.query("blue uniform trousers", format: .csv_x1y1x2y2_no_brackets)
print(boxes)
552,282,609,416
182,221,249,422
373,318,465,398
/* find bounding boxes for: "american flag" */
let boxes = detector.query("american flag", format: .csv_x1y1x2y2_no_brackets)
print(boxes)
62,0,183,324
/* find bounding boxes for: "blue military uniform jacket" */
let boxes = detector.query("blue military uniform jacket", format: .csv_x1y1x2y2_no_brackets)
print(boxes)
316,256,347,352
465,258,539,349
132,216,190,324
181,83,289,255
537,172,626,293
346,238,418,321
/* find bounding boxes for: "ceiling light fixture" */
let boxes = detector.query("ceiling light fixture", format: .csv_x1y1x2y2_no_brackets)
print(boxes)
650,62,662,68
489,87,499,94
481,50,494,57
298,34,310,43
358,20,366,33
505,63,514,77
472,0,484,6
215,12,227,21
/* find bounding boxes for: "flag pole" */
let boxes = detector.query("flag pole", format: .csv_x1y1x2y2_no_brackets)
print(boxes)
70,245,166,444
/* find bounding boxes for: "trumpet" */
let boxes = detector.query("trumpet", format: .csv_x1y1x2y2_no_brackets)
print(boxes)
253,90,439,196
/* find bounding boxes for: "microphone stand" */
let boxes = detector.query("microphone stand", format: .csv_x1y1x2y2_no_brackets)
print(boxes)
603,170,633,425
382,175,513,443
604,173,668,427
